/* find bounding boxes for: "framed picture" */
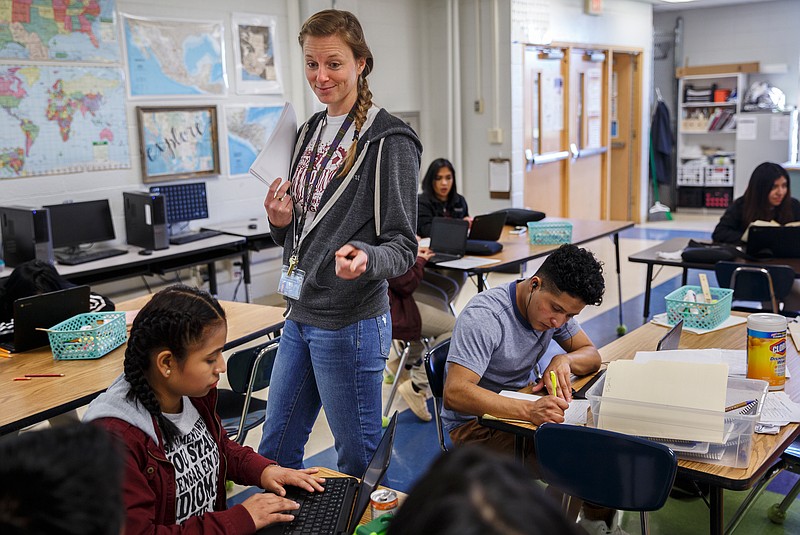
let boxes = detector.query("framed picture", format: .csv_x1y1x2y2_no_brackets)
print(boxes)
136,106,220,183
231,13,283,95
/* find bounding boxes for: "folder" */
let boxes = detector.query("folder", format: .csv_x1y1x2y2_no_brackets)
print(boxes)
598,360,728,443
249,102,297,186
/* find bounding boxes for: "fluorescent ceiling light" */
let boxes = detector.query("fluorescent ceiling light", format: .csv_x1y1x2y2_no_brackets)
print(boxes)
660,1,697,3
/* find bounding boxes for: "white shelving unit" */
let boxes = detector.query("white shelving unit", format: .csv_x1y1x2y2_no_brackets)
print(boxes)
676,72,747,210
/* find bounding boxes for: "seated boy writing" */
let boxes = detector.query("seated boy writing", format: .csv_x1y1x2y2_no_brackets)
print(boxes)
442,244,621,534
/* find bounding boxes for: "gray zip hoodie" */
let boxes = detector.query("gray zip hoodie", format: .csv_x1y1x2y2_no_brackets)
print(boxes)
270,108,421,330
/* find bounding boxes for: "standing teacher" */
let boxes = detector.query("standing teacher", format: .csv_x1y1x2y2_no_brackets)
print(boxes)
260,9,420,476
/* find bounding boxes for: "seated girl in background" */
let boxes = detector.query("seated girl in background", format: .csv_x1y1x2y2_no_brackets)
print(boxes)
84,285,324,534
712,161,800,312
417,158,470,237
0,259,113,339
712,162,800,244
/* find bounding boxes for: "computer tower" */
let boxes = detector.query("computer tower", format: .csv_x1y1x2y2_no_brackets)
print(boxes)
0,206,54,268
123,192,169,250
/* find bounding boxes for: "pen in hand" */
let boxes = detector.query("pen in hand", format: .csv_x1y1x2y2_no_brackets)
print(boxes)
550,370,558,397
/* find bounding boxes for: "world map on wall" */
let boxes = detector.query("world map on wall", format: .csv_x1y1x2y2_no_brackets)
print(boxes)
123,15,226,96
225,105,282,176
0,65,130,177
0,0,120,62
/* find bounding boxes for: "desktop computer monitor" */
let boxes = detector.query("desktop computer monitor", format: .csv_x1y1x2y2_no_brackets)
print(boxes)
43,199,116,249
149,182,209,225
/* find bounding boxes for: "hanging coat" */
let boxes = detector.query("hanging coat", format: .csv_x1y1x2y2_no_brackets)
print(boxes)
650,100,674,185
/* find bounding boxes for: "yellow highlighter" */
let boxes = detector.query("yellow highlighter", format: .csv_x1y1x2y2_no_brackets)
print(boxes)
550,370,558,396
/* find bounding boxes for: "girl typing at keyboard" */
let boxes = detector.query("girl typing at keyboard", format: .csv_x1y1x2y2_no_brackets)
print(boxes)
84,285,324,534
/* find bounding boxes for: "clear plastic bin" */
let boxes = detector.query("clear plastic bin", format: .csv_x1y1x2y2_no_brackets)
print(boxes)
586,374,768,468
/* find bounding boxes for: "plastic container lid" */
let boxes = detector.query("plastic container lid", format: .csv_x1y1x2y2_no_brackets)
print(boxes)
747,313,787,331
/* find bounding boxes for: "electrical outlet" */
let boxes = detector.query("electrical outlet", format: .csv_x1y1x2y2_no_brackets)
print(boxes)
474,99,484,114
488,128,503,144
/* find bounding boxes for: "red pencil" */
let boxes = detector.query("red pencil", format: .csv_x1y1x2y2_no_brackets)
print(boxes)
24,374,65,378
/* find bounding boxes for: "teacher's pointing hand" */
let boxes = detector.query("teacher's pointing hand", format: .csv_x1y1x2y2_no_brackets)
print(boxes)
334,244,368,280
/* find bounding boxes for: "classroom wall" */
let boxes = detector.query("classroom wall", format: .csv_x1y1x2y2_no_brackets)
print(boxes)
0,0,426,301
655,0,800,111
448,0,653,220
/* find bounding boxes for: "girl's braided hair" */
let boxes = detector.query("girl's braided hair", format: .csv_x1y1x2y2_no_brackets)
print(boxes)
123,284,225,446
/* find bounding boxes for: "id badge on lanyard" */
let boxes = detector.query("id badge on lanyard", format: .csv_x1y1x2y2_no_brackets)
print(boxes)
277,257,305,300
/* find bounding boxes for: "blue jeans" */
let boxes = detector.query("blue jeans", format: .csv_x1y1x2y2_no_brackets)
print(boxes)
258,313,391,476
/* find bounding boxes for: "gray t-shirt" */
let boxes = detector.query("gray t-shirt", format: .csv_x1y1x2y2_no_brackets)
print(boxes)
441,280,580,432
163,399,220,525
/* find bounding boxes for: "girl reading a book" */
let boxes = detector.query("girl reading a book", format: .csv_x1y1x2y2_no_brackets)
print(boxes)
712,162,800,244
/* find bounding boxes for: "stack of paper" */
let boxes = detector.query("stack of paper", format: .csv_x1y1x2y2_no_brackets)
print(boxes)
755,392,800,434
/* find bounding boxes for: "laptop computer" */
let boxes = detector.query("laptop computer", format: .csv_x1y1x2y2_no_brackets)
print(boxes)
746,226,800,258
258,412,398,535
468,211,506,241
0,286,90,353
428,217,469,264
656,319,683,351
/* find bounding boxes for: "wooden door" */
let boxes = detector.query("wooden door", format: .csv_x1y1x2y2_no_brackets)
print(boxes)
566,48,608,220
609,51,642,222
522,46,569,216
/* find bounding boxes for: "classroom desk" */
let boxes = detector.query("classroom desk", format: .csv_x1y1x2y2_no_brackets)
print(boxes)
203,219,276,303
628,237,800,320
431,218,633,330
457,219,633,292
479,313,800,535
0,295,286,436
0,234,247,297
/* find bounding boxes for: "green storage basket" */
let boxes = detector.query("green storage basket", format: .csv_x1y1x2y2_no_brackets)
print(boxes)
664,285,733,330
527,221,573,245
47,311,127,360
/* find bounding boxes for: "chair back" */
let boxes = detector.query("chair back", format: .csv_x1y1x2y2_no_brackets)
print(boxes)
227,338,280,395
534,424,677,512
424,339,451,451
715,261,795,313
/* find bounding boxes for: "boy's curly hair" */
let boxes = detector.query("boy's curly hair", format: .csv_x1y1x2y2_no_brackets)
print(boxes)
536,244,604,306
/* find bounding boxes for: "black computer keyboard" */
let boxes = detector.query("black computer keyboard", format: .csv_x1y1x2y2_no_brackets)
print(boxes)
55,248,127,265
169,229,222,245
279,477,355,535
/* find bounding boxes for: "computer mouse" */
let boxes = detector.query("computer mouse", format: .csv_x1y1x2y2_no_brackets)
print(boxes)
138,249,153,256
248,223,258,230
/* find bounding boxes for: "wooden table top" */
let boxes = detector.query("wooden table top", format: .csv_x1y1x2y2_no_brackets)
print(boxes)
0,296,286,435
465,218,634,272
483,313,799,490
595,313,800,488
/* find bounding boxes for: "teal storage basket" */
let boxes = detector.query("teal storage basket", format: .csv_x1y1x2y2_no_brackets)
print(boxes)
47,311,127,360
527,221,573,245
664,285,733,330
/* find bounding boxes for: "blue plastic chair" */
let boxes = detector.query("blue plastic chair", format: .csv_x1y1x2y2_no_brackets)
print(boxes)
217,338,279,445
424,339,451,452
534,423,678,535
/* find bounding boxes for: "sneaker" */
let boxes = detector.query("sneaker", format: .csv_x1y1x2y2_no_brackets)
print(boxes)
398,380,432,421
577,518,629,535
